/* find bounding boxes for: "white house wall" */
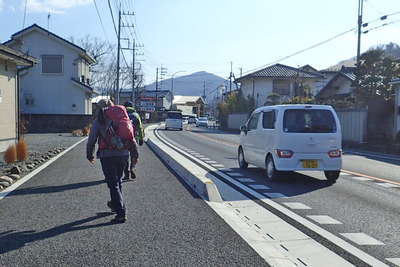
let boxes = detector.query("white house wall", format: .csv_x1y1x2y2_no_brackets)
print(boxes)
0,59,17,152
9,30,90,115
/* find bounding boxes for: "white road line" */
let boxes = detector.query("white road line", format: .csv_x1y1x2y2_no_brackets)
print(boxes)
340,233,385,246
205,160,218,164
236,178,255,183
249,184,271,190
307,215,343,225
386,258,400,266
0,137,87,201
211,164,225,168
263,192,287,198
282,202,312,210
376,183,400,188
225,172,244,177
340,173,351,176
199,157,211,161
352,176,373,182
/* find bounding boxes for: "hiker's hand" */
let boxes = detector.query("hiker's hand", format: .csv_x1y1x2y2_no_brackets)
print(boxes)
87,156,95,164
131,157,138,165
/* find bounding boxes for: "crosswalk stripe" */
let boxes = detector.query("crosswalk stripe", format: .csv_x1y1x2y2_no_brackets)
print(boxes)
236,178,255,183
263,192,287,198
282,202,312,210
307,215,342,225
248,184,271,190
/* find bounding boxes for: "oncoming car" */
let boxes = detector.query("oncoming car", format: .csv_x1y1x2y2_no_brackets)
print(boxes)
238,105,342,182
196,117,208,127
165,111,183,131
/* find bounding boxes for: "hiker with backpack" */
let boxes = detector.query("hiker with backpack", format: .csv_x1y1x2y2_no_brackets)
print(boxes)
123,101,144,180
86,99,138,223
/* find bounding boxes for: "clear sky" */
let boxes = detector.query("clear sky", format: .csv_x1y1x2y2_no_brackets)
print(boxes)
1,0,399,84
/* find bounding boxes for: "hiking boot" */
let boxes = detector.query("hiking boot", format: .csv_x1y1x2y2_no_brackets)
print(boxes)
111,214,126,224
130,169,136,179
107,201,116,213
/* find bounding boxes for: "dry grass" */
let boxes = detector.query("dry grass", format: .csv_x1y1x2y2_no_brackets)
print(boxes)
82,126,91,136
16,138,29,161
4,144,17,164
72,129,83,137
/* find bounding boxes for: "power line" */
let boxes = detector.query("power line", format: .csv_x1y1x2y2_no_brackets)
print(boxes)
93,0,109,41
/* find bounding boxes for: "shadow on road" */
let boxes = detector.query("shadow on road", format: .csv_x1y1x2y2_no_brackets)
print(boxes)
9,180,105,196
0,212,114,255
344,151,400,167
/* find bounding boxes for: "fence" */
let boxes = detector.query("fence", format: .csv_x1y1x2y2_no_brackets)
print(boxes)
22,114,94,133
336,109,367,144
227,113,248,130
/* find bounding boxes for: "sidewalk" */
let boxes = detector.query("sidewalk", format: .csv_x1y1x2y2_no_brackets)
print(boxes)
0,141,267,266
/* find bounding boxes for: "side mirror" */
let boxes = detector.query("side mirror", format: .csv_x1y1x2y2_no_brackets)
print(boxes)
240,125,247,134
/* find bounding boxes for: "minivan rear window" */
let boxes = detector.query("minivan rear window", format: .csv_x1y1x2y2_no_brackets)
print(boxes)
283,109,337,133
167,112,182,119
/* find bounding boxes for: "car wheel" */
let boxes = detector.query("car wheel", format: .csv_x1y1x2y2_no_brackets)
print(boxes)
238,147,248,169
165,127,168,130
180,128,183,131
265,155,279,181
324,171,340,183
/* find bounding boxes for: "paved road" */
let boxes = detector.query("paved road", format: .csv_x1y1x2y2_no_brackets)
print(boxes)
162,125,400,266
0,140,268,266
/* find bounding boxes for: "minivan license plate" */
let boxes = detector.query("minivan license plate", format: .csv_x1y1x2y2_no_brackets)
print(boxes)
302,160,318,168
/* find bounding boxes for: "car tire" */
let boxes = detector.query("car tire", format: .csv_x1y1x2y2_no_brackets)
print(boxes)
165,127,168,130
238,147,248,169
324,171,340,183
265,155,279,181
179,128,183,131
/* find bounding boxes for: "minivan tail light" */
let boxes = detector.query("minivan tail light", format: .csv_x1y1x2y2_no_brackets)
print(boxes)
276,149,294,158
328,149,342,158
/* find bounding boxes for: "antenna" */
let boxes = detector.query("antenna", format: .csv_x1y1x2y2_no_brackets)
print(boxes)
47,12,51,30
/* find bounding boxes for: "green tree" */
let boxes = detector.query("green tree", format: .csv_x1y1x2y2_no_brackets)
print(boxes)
353,48,400,106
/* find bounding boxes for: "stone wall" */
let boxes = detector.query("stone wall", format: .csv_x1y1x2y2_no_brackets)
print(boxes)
22,114,94,133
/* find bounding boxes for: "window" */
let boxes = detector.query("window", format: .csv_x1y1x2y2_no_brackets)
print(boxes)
25,93,35,106
273,80,290,95
248,113,260,130
42,55,63,74
167,112,182,119
283,109,337,133
263,111,275,129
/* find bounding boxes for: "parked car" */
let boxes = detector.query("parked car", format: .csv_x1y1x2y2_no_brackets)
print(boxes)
196,117,209,127
165,111,183,130
238,105,342,182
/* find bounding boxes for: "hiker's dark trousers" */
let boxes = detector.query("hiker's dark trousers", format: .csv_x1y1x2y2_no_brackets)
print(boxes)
100,156,129,216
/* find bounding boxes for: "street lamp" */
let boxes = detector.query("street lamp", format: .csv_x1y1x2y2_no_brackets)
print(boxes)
170,70,186,98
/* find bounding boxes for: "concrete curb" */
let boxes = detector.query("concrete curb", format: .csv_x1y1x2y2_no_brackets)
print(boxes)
146,125,222,202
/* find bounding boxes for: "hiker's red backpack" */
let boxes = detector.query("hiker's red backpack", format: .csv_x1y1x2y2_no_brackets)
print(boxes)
99,105,135,150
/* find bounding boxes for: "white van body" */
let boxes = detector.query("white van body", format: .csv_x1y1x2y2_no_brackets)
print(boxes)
165,111,183,130
238,105,342,181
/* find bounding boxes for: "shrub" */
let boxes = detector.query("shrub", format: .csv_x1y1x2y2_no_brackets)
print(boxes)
72,129,83,137
4,144,17,164
16,139,29,161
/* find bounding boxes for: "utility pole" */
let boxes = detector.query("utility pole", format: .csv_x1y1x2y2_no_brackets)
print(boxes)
203,81,206,100
229,61,233,92
356,0,364,66
130,40,144,102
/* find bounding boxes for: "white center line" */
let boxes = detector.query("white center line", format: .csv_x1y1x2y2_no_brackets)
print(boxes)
340,233,384,246
307,215,343,225
282,202,312,210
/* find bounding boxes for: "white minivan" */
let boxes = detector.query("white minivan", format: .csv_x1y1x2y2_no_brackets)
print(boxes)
238,105,342,182
165,111,183,131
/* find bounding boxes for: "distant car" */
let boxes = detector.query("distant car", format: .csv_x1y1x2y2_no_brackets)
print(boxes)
165,111,183,131
238,105,342,182
188,116,197,124
196,117,208,127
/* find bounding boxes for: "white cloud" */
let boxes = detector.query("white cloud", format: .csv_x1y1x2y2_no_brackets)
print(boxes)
0,0,3,12
27,0,93,14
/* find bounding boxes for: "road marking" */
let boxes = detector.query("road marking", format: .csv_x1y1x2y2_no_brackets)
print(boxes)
225,172,244,177
0,137,87,201
263,192,287,198
205,160,218,164
376,182,400,188
211,164,225,168
236,178,255,183
249,184,271,190
340,233,384,246
351,176,373,182
307,215,343,225
340,173,351,176
282,202,312,210
199,157,211,161
343,170,400,187
386,258,400,266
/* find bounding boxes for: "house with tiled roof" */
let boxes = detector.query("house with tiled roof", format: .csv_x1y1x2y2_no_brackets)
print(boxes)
3,24,96,116
235,63,324,107
316,66,356,101
173,95,205,116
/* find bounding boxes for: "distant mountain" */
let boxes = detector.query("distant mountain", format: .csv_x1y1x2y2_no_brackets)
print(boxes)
145,71,228,103
327,42,400,71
